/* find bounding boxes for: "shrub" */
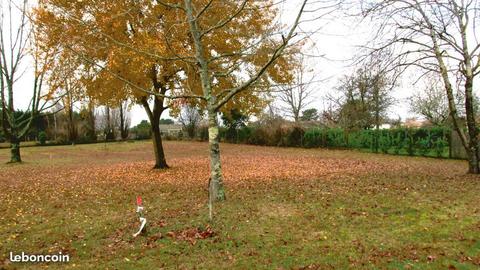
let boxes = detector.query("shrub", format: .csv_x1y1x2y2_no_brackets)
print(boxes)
198,126,209,141
38,131,47,145
303,128,323,148
247,127,269,146
222,126,252,144
379,133,390,154
76,136,95,144
392,132,404,155
200,122,452,158
132,120,152,140
434,138,448,158
326,128,346,147
273,126,287,146
286,126,305,147
350,130,372,149
405,130,416,156
417,137,431,156
346,131,360,148
235,126,252,144
163,134,175,141
226,129,237,143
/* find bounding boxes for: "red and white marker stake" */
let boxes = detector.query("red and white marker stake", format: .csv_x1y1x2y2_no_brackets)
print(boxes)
136,196,142,206
133,196,147,237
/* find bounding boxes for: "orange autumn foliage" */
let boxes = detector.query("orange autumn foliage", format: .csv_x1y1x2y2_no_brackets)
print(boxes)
34,0,298,115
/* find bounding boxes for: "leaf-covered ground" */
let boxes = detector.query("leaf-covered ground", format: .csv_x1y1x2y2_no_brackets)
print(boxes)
0,141,479,269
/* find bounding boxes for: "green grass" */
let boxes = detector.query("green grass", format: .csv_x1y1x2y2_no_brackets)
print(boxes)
0,141,479,269
0,141,37,149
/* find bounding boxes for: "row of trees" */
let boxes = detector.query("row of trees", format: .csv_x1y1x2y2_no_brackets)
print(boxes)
0,102,133,144
277,60,396,132
45,104,131,143
362,0,480,173
274,0,480,174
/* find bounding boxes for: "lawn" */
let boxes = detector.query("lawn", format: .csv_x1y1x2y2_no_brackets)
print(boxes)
0,141,479,269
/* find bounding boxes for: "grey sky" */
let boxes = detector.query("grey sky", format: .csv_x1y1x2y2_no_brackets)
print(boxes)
8,0,418,127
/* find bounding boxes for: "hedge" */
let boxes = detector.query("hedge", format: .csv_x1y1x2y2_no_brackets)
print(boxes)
303,126,450,158
217,125,451,158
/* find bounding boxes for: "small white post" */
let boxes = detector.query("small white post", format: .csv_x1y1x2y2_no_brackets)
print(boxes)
133,196,147,237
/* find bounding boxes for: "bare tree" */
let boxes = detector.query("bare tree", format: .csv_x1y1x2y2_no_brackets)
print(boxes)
178,105,203,139
118,100,130,140
0,0,57,162
409,75,450,126
329,66,393,131
320,101,341,127
362,0,480,173
61,91,77,144
84,98,96,142
97,106,115,141
278,56,315,122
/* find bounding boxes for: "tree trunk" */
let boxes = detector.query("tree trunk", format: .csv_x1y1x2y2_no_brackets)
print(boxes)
374,82,380,153
151,124,168,169
105,106,114,141
68,107,76,144
431,22,479,174
141,94,169,170
208,111,226,201
464,79,479,174
467,149,480,174
458,11,480,174
119,102,129,140
9,137,21,163
294,111,299,123
87,103,96,142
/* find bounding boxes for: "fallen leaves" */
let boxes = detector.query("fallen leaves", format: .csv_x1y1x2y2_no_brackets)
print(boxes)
145,233,163,248
166,225,215,245
0,141,479,268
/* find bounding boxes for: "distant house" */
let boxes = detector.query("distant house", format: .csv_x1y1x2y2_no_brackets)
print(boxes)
403,118,430,128
159,124,183,137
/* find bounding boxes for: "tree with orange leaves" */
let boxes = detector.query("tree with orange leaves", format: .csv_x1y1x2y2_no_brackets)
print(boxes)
34,0,194,168
34,0,311,213
166,0,308,207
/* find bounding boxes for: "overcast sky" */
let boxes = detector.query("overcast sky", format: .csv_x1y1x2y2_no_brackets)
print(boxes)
7,0,418,127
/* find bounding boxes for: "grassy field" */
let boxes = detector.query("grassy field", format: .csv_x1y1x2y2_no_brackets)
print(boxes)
0,141,479,269
0,142,37,149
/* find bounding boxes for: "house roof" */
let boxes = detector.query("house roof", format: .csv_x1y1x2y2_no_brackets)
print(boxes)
159,124,182,130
